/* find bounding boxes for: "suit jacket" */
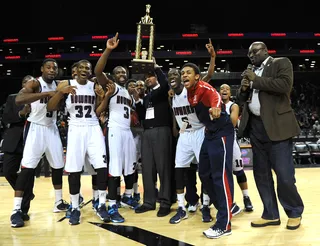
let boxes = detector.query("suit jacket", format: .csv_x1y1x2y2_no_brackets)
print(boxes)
236,56,301,141
2,93,25,153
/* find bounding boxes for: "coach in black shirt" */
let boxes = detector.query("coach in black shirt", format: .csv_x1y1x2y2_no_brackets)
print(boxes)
134,60,173,217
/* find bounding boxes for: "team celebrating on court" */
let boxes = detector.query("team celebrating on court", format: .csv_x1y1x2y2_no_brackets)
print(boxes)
5,32,304,240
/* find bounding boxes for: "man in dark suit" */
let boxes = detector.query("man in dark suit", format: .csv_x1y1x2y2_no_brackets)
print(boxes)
237,42,304,230
2,75,35,221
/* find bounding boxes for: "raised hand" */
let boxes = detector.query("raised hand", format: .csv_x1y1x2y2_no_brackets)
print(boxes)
205,38,216,58
105,83,116,97
106,32,119,50
209,107,221,120
95,84,105,98
59,85,77,95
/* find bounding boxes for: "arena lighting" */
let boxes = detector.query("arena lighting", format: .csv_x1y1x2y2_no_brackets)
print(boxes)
268,50,276,54
216,50,233,55
5,56,20,59
89,53,102,57
47,37,64,41
314,33,320,36
182,33,199,38
92,35,108,39
300,50,315,54
227,33,244,37
176,51,193,55
270,33,286,37
45,54,61,58
3,38,19,43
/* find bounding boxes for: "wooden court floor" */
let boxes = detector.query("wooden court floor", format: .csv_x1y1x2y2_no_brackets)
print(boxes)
1,168,320,246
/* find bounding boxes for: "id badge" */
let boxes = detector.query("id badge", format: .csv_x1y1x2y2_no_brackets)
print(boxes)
146,107,155,119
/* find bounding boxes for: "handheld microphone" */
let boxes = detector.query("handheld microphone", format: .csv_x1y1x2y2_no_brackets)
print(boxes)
246,64,253,103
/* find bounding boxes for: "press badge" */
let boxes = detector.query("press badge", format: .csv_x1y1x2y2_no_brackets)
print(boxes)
146,107,155,119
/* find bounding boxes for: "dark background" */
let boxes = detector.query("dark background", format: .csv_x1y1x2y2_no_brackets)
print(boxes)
1,1,318,37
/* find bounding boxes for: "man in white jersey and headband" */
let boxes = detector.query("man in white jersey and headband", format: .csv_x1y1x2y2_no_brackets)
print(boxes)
10,59,69,228
47,59,111,225
94,33,138,223
219,84,254,213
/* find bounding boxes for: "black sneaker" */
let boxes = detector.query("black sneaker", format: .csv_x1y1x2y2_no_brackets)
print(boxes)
108,204,125,223
201,205,213,223
22,213,30,221
11,210,24,228
169,207,187,224
96,204,111,222
53,199,69,213
231,202,242,216
69,209,81,225
243,196,254,212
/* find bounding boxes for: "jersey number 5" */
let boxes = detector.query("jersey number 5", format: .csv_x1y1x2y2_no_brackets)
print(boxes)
181,117,192,129
75,105,92,118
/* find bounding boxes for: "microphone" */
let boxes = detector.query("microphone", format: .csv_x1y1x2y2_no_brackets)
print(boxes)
246,64,253,103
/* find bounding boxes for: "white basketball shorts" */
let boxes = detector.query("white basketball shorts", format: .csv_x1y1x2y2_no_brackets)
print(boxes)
22,122,64,169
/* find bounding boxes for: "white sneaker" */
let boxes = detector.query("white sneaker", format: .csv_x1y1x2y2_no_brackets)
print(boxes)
187,202,199,213
203,227,232,239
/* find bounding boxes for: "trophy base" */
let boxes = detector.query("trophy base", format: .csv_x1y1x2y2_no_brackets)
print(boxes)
131,59,155,74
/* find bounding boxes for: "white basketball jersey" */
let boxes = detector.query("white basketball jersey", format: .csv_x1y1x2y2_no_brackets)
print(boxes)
107,83,132,129
225,101,235,115
172,87,203,131
65,79,99,126
27,76,57,126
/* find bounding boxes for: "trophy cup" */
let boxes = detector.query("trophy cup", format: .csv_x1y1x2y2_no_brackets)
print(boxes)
131,4,155,74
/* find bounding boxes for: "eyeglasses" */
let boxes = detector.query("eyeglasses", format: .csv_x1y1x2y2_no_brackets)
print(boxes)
247,48,263,57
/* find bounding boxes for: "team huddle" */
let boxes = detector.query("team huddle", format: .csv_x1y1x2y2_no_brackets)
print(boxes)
7,33,255,239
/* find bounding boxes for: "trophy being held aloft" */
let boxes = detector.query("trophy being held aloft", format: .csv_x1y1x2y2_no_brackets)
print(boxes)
131,4,155,74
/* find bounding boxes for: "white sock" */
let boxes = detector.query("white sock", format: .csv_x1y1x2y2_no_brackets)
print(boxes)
55,189,63,203
203,194,210,206
93,190,99,201
242,189,249,197
109,199,116,207
133,183,139,194
177,193,186,209
98,190,106,207
13,197,23,211
71,194,80,209
124,189,133,197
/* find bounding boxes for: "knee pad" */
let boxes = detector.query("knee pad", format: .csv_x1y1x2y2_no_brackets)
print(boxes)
15,168,35,191
51,168,64,186
233,170,247,183
68,172,81,194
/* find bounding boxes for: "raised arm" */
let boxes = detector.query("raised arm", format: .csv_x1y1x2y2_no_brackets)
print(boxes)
96,83,115,117
202,38,216,83
47,80,76,111
15,78,55,105
94,33,119,86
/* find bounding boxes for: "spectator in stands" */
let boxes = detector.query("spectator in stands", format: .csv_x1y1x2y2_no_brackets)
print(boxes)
313,120,320,135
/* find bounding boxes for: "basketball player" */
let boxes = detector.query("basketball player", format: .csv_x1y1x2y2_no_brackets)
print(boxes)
168,68,213,224
182,62,234,239
47,60,110,225
94,33,138,223
220,84,254,213
10,59,69,228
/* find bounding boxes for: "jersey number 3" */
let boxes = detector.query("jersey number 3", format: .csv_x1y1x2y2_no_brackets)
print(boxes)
75,105,92,118
124,107,129,119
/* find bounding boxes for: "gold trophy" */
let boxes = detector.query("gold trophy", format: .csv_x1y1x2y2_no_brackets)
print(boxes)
131,4,155,74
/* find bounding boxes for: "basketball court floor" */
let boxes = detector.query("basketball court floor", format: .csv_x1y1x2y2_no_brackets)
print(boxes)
1,168,319,245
